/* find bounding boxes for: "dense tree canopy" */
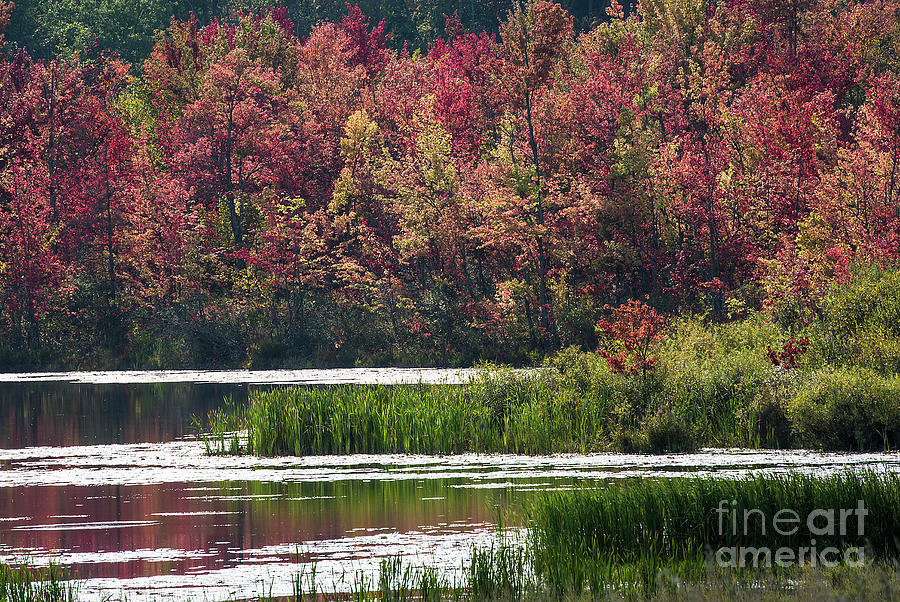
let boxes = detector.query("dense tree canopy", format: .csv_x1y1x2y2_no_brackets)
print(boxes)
1,0,899,368
3,0,622,65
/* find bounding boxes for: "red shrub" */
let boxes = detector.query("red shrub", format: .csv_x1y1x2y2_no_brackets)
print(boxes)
597,300,666,376
767,336,810,370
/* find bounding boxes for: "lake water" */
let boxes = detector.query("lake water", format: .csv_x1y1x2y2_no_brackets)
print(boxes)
1,370,899,600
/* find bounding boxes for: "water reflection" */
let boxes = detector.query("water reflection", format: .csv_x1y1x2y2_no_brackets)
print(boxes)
0,382,247,448
0,477,519,584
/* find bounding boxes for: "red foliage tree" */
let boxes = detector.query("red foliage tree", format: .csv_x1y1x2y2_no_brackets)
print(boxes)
339,5,389,80
596,300,666,376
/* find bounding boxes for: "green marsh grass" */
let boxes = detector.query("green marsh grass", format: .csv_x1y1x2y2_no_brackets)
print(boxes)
262,547,900,601
0,563,78,602
242,371,616,455
216,351,787,456
527,472,900,593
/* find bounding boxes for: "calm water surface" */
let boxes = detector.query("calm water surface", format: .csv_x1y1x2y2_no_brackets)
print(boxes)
1,370,899,601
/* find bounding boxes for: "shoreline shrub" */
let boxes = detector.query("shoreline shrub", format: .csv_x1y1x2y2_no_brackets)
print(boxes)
788,368,900,451
810,264,900,374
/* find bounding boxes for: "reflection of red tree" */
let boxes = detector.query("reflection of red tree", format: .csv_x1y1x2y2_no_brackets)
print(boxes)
0,479,502,580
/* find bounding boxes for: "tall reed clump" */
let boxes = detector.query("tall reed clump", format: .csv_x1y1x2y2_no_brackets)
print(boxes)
193,394,245,455
244,367,619,455
528,472,900,594
247,383,492,455
0,563,78,602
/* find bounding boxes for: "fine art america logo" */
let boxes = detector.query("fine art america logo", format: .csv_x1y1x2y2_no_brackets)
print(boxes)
713,500,868,568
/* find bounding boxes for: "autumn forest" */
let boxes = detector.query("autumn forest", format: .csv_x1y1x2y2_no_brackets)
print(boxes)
1,0,899,369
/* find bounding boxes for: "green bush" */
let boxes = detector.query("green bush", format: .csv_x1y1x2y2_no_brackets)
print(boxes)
657,317,788,447
788,368,900,450
541,345,613,395
811,264,900,374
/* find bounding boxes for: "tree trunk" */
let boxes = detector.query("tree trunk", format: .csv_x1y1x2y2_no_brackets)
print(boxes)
888,124,899,221
224,103,243,247
105,151,117,306
703,144,724,319
47,68,58,225
524,90,554,344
